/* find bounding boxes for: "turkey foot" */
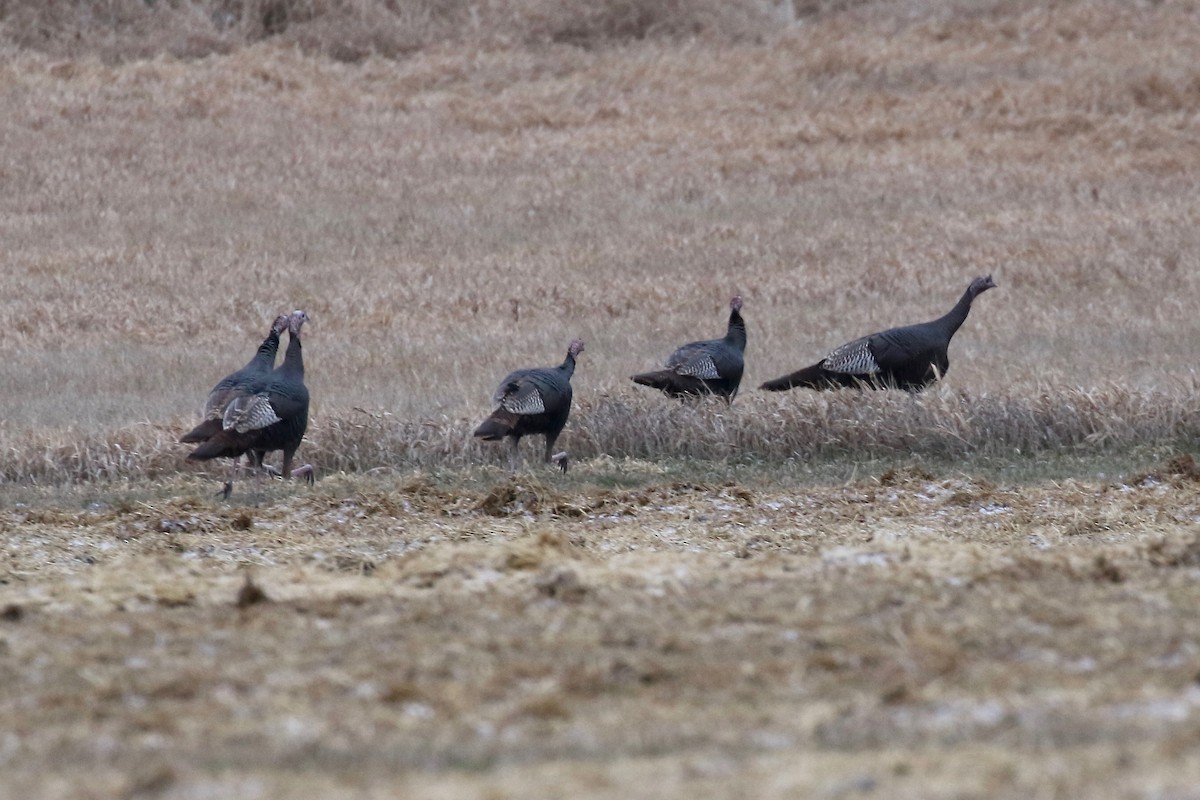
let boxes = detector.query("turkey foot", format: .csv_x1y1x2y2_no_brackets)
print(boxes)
291,464,316,486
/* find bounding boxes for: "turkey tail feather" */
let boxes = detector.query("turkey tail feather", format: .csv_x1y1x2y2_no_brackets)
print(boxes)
474,408,518,441
180,418,222,444
631,370,676,390
187,437,231,462
759,364,827,392
187,429,255,461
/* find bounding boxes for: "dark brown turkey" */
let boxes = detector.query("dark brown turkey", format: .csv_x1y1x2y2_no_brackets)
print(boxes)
761,275,996,392
180,313,289,454
474,338,584,472
186,310,314,495
631,295,746,401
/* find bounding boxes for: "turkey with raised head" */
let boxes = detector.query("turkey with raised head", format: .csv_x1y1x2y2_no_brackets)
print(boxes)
180,313,290,448
760,275,996,393
474,338,584,473
187,310,314,495
631,295,746,401
252,309,315,484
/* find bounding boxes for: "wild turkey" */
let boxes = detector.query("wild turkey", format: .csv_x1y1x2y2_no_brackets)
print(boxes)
760,275,997,392
187,310,314,493
251,309,315,483
179,313,290,449
631,295,746,401
474,338,585,472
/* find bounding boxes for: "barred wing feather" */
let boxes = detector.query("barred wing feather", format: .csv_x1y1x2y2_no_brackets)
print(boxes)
676,353,721,380
222,394,282,433
821,337,879,375
497,376,547,416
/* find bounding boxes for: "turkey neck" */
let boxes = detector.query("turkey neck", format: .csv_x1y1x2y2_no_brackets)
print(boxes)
248,331,281,371
934,285,980,337
278,332,304,380
559,351,577,378
725,309,747,351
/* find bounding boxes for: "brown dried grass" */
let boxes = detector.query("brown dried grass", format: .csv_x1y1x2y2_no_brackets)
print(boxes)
3,0,1200,481
0,0,782,63
3,382,1198,483
0,1,1197,488
9,5,1200,795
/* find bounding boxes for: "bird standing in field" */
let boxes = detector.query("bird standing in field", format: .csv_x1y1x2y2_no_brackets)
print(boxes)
186,310,314,495
249,309,314,483
180,313,290,453
760,275,997,392
631,295,746,401
474,338,585,473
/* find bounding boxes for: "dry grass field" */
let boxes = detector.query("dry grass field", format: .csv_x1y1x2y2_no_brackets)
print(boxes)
3,0,1200,796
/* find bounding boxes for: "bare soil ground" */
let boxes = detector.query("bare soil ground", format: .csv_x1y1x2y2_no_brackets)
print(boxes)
3,0,1200,796
6,459,1200,798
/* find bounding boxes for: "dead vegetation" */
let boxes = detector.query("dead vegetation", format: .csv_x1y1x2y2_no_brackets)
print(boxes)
2,383,1199,483
6,466,1200,797
0,0,784,63
1,0,1200,468
4,0,1200,796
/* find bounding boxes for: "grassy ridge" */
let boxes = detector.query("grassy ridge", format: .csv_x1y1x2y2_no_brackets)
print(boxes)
3,384,1197,483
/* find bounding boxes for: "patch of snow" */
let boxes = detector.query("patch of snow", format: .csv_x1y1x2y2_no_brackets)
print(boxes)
893,699,1006,732
353,682,381,700
749,730,794,750
279,716,321,741
0,732,20,767
1109,687,1200,722
461,568,504,591
1151,647,1199,669
821,547,893,567
403,702,435,720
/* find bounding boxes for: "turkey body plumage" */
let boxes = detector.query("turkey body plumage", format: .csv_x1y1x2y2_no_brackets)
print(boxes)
187,311,312,487
474,339,584,472
760,275,997,393
632,296,746,401
179,314,289,449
